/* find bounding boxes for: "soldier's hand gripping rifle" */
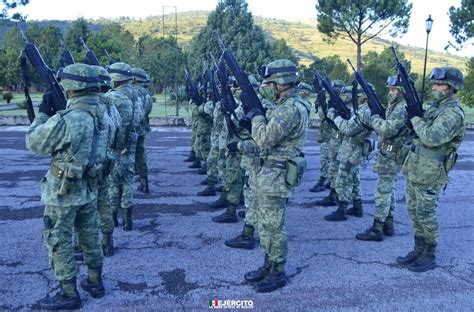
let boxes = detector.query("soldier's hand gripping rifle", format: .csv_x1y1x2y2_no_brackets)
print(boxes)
184,68,204,106
391,46,423,118
79,36,100,66
319,71,351,120
313,71,338,129
214,31,265,118
17,25,66,122
104,49,115,65
57,30,75,68
347,59,385,118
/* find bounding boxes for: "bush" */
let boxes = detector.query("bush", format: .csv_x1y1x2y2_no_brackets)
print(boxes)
2,91,13,103
458,91,474,108
17,100,27,109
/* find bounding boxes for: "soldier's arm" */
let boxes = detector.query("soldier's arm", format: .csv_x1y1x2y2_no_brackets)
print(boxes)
412,107,464,147
26,113,67,155
371,102,407,138
333,114,365,136
251,104,298,149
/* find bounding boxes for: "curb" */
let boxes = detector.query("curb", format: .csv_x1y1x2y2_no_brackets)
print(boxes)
1,116,473,130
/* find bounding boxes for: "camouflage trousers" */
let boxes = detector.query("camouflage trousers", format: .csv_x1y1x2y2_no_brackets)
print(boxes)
97,177,114,234
109,156,134,212
254,195,288,264
374,172,397,223
194,132,211,160
43,201,103,281
223,152,243,206
243,169,258,228
218,149,226,180
328,137,343,187
135,134,148,178
335,162,361,202
319,141,330,178
406,181,444,246
206,143,219,184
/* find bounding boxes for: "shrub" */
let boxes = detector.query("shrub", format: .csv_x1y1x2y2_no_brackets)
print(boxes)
17,100,27,109
2,91,13,103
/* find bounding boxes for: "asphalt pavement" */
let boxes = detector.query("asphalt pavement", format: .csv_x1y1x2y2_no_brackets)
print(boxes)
0,126,473,311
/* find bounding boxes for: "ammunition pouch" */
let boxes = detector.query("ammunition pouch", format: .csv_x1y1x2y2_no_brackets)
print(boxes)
85,163,103,191
285,155,307,188
361,139,375,158
101,155,115,178
395,143,411,165
444,151,458,173
52,162,83,196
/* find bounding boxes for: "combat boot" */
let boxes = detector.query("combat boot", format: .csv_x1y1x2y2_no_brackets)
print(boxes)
212,205,238,223
238,210,246,218
197,163,207,175
325,181,331,189
137,176,150,194
184,150,196,162
80,266,105,298
315,188,338,206
383,216,395,236
209,194,228,209
215,185,223,192
324,201,348,221
197,182,216,196
38,278,81,310
254,262,287,293
396,236,424,266
356,219,384,241
200,178,209,185
113,210,119,227
122,207,133,231
309,176,327,193
188,158,201,169
245,255,271,283
225,224,255,249
347,198,363,217
102,233,114,257
407,243,437,272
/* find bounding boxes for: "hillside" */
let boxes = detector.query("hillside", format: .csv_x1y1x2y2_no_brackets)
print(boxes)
0,11,467,74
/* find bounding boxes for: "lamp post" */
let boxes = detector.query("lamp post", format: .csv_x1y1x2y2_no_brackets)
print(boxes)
421,14,433,104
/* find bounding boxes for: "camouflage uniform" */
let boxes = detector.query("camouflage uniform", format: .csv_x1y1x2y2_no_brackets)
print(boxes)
205,100,225,187
399,66,465,272
26,64,106,308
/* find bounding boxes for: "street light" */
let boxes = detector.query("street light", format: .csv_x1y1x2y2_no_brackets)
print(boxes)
421,14,433,104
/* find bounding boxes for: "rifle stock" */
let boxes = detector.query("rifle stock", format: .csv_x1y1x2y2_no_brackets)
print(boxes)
318,71,351,120
184,68,204,106
79,36,100,66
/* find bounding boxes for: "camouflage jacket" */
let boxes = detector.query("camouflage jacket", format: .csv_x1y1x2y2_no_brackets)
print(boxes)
119,83,145,135
403,96,465,185
317,102,334,143
252,91,310,197
26,94,107,206
132,84,153,132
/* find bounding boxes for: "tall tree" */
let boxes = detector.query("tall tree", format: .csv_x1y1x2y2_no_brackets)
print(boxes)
457,57,474,108
316,0,412,70
448,0,473,49
189,0,273,75
301,55,351,85
64,17,90,59
272,39,299,65
0,0,29,20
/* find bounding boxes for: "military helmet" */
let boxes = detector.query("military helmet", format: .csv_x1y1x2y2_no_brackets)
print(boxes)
248,74,260,88
297,82,313,93
131,67,150,83
259,59,299,84
91,65,112,88
107,62,134,82
331,79,345,91
58,63,100,92
429,66,464,92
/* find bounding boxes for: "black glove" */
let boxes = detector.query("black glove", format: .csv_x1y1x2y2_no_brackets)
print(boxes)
238,116,252,132
370,107,379,117
38,90,55,117
405,104,423,120
244,107,265,120
227,142,239,153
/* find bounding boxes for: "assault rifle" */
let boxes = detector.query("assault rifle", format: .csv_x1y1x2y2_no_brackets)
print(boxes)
202,60,211,100
57,31,74,68
347,59,385,118
104,49,115,65
313,71,338,129
216,58,240,136
79,37,100,66
319,71,351,120
391,46,423,117
184,68,204,106
17,25,66,121
209,53,221,104
214,31,265,116
351,78,359,114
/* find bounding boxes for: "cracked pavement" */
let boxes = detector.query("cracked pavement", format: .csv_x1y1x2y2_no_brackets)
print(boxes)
0,126,473,311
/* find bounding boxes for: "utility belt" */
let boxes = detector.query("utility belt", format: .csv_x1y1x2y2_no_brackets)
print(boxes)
411,144,446,162
50,161,103,195
379,142,400,153
343,135,364,145
334,132,344,140
258,154,307,188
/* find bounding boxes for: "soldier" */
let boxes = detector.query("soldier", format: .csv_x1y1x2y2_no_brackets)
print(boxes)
356,76,410,241
324,85,373,221
106,62,138,231
131,68,154,193
26,64,106,309
397,66,465,272
193,87,213,175
243,60,310,293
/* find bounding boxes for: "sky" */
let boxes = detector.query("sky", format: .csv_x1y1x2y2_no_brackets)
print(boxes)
13,0,473,57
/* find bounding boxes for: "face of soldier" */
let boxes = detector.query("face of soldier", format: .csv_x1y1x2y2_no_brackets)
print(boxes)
431,83,452,103
387,87,401,103
259,82,278,101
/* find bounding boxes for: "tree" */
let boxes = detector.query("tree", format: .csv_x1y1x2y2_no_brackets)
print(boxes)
448,0,473,50
458,57,474,108
316,0,412,70
0,0,29,21
300,55,351,85
272,39,299,65
189,0,273,75
64,17,90,60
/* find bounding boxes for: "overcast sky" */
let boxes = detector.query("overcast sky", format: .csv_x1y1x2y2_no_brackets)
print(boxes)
14,0,473,57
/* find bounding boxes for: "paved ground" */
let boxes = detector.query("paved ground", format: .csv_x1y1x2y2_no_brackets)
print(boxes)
0,126,473,311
